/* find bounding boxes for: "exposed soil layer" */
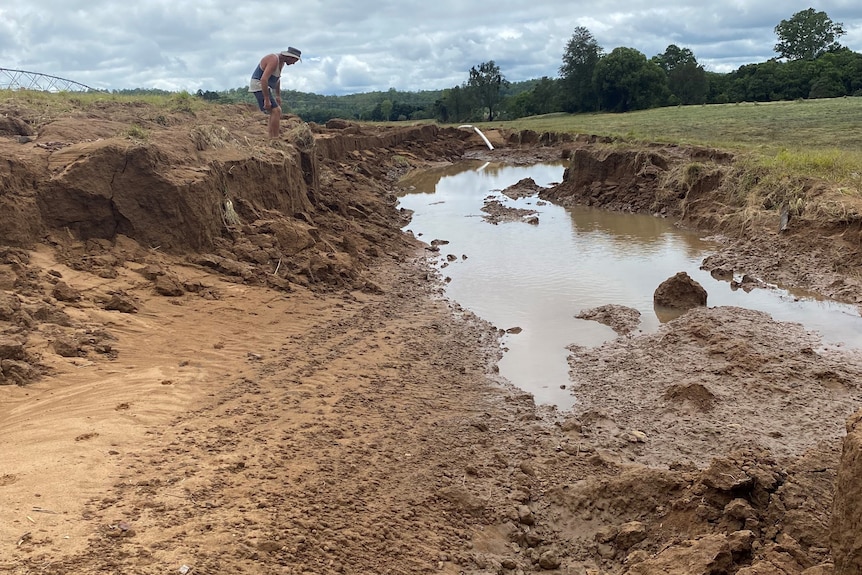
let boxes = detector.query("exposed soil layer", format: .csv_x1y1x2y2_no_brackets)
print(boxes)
1,99,861,574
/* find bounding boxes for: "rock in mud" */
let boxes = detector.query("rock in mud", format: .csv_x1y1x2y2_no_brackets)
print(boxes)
501,177,544,200
154,274,185,297
51,281,82,302
622,533,733,575
654,271,707,310
0,338,26,361
1,359,38,385
0,293,22,321
615,521,648,550
104,294,138,313
51,337,80,358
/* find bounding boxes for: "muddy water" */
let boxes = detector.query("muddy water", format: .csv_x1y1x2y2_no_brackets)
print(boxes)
398,161,862,410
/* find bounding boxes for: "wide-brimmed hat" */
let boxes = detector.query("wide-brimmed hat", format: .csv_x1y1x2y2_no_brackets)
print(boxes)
280,47,302,62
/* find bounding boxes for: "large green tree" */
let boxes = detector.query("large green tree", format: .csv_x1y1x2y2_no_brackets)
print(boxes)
593,47,669,112
774,8,845,61
652,45,708,105
559,26,603,112
467,61,509,121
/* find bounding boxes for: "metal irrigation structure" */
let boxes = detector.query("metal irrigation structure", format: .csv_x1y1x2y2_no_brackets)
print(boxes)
0,68,101,92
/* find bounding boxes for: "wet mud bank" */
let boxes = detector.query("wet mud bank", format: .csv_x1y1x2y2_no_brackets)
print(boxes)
1,99,861,574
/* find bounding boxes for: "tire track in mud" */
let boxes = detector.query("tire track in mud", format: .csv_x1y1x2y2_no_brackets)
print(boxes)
21,255,573,575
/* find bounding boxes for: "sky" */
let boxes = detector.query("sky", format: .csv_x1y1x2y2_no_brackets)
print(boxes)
1,1,861,96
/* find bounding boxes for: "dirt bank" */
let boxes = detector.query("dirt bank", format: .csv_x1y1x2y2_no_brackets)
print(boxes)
1,97,861,574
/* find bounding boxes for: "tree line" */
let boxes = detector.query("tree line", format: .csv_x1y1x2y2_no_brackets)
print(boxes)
145,8,859,123
444,8,860,121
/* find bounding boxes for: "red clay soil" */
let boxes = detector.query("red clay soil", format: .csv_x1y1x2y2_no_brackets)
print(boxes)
0,99,860,574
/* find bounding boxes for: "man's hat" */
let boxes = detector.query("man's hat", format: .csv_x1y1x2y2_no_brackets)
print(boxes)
280,47,302,62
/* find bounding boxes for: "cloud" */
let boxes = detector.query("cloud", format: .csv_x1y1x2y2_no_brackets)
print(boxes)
1,0,861,94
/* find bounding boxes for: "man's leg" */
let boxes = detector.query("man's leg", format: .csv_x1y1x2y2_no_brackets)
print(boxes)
268,107,281,138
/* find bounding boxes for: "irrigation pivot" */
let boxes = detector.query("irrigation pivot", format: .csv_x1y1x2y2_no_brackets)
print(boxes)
0,68,100,92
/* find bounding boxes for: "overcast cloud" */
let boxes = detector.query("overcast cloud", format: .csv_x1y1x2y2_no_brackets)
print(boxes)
2,1,861,95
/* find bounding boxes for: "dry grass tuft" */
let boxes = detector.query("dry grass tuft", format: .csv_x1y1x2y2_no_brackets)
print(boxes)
804,187,862,224
191,125,232,150
286,122,315,152
222,198,241,228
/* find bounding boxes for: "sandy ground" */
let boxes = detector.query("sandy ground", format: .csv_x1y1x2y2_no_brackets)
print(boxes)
1,100,861,574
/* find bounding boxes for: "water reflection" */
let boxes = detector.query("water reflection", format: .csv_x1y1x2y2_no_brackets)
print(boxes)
399,160,566,197
568,207,713,260
398,161,862,409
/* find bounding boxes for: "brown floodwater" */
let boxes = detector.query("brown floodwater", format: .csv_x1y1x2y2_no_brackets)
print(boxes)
398,161,862,409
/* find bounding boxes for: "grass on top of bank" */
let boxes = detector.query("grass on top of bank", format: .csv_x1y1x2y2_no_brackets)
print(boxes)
0,88,211,118
486,98,862,153
483,97,862,198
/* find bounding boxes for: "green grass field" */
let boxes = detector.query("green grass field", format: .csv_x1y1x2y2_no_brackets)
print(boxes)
486,98,862,152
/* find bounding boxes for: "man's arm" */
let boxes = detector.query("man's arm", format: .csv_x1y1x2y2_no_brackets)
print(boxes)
259,54,278,109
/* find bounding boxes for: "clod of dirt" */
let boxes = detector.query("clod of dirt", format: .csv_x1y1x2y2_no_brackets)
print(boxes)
501,177,544,200
103,294,138,313
0,337,26,361
654,271,707,309
662,382,716,412
154,275,185,297
577,304,642,336
481,198,538,224
0,115,34,137
51,281,82,302
51,337,80,358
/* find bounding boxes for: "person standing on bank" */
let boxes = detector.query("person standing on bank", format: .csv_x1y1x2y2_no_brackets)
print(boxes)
249,47,301,138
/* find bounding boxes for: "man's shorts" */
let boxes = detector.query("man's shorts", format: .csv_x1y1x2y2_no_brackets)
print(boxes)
253,91,279,113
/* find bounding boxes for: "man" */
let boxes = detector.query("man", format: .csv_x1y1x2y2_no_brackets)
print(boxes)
249,47,302,138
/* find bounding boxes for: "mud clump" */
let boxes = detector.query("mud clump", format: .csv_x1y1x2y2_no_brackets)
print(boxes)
654,270,708,309
500,176,545,200
577,304,642,336
480,198,539,225
663,381,716,411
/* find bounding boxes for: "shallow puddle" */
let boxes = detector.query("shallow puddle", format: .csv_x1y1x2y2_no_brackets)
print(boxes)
398,161,862,409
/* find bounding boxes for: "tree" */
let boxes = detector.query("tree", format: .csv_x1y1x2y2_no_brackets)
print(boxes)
819,48,862,95
529,77,562,115
774,8,845,61
705,71,732,103
593,47,669,112
504,77,561,119
652,44,694,73
807,61,846,99
437,85,474,123
380,99,393,121
467,61,509,121
652,45,708,105
559,26,603,112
